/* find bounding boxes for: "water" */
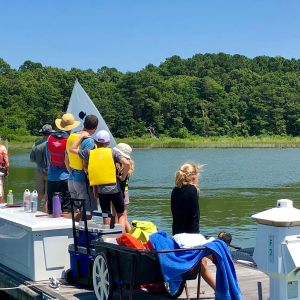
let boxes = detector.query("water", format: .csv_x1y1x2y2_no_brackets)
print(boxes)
7,148,300,249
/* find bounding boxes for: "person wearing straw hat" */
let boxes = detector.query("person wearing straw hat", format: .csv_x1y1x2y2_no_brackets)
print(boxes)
0,137,9,203
30,124,55,210
46,113,80,215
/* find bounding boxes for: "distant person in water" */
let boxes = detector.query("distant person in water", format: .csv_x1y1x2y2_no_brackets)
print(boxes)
0,137,9,203
171,162,216,291
46,113,80,216
30,124,54,210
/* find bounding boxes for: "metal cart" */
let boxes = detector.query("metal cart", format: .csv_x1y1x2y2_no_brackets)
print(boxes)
92,240,206,300
66,199,205,300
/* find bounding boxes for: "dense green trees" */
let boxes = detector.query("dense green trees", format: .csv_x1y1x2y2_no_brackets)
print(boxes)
1,53,300,140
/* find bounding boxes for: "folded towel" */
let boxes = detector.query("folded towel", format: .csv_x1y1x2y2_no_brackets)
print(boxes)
173,233,215,248
149,231,242,300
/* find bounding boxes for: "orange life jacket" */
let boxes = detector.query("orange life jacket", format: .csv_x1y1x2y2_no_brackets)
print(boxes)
47,135,67,167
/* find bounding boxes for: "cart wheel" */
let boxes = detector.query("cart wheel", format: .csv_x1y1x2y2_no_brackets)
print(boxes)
93,253,113,300
164,281,185,299
64,268,74,284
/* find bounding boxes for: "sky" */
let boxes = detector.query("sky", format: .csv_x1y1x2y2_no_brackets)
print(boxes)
1,0,300,72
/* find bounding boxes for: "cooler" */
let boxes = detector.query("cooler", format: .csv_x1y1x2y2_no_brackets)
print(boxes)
0,207,73,281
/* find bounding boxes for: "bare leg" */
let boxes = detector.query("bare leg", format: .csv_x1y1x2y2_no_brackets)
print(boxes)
38,195,43,211
112,205,119,224
200,257,216,291
124,206,131,233
117,213,126,232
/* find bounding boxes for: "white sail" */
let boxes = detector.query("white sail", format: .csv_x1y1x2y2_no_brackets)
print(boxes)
67,79,116,147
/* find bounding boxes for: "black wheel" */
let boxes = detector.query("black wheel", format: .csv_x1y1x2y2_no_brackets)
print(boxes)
64,268,74,284
164,280,185,298
93,253,114,300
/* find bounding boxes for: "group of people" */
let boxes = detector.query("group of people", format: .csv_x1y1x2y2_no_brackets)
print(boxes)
30,113,134,232
31,113,218,291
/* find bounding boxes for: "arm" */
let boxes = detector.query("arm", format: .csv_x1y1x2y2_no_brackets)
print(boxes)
69,131,90,154
29,145,36,163
78,149,89,173
119,157,130,182
189,186,199,216
64,152,71,173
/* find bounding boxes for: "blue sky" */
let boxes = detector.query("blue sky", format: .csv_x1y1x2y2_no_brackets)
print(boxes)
1,0,300,72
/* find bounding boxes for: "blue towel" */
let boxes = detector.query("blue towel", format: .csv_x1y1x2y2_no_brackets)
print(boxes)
149,231,242,300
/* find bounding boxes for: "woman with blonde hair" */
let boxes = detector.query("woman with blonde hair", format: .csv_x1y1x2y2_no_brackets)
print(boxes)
171,162,216,291
171,162,201,235
0,137,9,203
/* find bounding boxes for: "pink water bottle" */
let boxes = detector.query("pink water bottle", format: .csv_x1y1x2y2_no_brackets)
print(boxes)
52,192,62,218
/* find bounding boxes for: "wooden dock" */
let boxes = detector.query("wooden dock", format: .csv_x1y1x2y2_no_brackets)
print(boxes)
0,261,269,299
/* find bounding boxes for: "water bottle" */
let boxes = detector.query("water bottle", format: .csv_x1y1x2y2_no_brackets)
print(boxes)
7,190,13,205
30,190,38,213
52,192,62,218
23,189,31,212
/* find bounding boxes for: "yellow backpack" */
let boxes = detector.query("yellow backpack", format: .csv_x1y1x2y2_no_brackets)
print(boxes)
129,220,158,243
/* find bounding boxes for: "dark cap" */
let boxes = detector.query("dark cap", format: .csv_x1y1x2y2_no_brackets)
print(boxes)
39,124,55,135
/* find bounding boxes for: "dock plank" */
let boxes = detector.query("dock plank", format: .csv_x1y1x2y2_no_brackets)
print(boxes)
30,262,269,300
0,261,269,299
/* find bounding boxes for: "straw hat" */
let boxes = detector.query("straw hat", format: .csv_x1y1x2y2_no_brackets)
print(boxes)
55,113,80,131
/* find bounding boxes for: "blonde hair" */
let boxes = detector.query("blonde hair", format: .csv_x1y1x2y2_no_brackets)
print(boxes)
116,159,135,177
175,162,202,188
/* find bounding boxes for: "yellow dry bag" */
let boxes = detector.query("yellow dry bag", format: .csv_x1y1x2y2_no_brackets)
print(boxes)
129,220,158,243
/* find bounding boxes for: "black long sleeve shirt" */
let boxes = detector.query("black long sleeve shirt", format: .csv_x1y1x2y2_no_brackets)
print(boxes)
171,184,200,235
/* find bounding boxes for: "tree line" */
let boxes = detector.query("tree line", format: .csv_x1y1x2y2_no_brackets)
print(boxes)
1,53,300,140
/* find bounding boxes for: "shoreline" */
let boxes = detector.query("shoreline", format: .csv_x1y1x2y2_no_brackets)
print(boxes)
6,135,300,150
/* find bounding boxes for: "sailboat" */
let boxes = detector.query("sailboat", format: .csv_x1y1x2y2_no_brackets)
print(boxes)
67,79,116,147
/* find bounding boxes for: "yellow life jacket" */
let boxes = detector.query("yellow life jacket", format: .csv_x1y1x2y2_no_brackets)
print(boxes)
88,148,116,186
66,133,83,170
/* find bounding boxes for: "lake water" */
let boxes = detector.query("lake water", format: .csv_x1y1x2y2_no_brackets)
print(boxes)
7,148,300,249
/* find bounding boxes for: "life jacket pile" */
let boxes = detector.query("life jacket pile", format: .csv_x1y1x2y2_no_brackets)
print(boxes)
129,220,158,243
